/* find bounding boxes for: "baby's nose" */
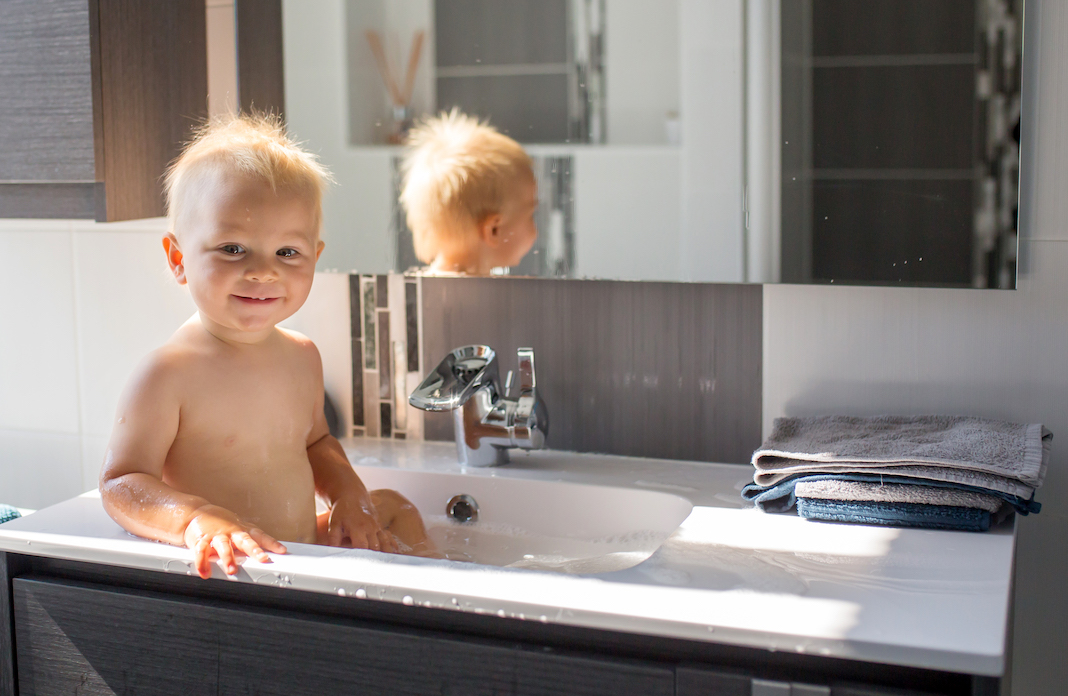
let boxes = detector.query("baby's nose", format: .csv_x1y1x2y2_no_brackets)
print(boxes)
244,260,278,281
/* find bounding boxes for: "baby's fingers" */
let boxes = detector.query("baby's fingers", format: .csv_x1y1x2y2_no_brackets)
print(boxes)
249,527,287,555
232,532,271,564
212,535,238,575
193,539,214,579
378,529,398,554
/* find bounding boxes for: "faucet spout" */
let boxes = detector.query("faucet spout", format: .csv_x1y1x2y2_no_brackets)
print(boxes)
410,345,549,467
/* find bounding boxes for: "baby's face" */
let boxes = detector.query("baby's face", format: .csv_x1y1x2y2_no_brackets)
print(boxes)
491,173,539,268
170,173,323,339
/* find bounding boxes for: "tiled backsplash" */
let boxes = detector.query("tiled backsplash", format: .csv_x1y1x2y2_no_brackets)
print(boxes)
346,274,763,465
347,274,425,441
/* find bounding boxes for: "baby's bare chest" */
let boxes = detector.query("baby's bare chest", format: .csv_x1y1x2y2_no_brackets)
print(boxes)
175,360,319,452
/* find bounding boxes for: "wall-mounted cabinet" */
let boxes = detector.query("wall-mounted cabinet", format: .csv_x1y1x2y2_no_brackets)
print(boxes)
0,0,207,222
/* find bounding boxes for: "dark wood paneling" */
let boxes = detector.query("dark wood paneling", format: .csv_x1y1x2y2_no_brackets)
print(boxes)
0,553,30,696
15,578,220,695
812,0,975,56
95,0,207,221
235,0,285,116
434,0,568,66
0,183,98,219
13,576,674,696
0,0,96,183
420,278,763,464
812,65,976,170
811,180,973,285
676,664,751,695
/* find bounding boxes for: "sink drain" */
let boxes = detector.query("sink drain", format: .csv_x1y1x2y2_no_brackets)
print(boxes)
446,494,479,523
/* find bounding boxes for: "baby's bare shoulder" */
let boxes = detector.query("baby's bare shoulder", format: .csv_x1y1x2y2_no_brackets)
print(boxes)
276,327,323,369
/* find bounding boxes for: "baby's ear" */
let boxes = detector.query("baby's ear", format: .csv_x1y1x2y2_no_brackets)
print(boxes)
162,233,187,285
315,239,325,261
478,214,504,248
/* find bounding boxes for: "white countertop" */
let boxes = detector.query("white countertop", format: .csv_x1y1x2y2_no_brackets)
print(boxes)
0,438,1015,676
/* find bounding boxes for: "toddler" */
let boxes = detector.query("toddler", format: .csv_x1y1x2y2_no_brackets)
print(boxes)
99,113,435,579
400,109,538,275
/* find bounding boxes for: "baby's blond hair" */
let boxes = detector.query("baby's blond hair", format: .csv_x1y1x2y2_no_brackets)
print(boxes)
400,109,533,264
165,112,332,233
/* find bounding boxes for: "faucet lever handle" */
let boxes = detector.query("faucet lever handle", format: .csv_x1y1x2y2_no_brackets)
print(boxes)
503,370,515,399
517,347,536,396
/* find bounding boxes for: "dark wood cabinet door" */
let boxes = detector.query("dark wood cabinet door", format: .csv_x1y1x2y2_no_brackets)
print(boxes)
13,577,219,695
12,577,674,696
0,0,207,221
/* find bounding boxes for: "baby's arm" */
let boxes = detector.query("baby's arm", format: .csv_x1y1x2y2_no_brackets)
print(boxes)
98,351,286,578
302,345,397,552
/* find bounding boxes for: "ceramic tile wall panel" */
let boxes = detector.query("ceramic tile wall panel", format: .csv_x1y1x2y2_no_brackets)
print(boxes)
280,273,354,438
70,220,197,437
420,277,762,464
345,273,423,440
0,222,80,434
0,430,83,510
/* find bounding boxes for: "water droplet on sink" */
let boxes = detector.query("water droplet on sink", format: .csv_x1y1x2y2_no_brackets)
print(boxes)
450,597,459,606
497,609,506,618
539,615,548,623
337,588,346,596
402,595,414,606
355,588,367,599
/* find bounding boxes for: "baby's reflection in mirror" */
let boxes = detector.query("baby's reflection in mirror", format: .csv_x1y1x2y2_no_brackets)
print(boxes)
399,109,538,276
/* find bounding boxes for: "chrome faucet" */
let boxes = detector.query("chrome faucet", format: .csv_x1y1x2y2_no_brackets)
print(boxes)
409,345,549,467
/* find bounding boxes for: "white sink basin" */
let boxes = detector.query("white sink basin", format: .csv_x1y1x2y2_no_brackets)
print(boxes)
352,465,694,574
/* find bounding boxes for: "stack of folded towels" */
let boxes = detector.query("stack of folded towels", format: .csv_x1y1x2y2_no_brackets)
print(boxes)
742,415,1050,532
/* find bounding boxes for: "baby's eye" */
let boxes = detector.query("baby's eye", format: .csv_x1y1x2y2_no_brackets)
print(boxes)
220,244,244,255
277,248,300,259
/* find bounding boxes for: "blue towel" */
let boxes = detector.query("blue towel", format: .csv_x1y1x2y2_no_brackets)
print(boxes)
796,498,993,532
742,473,1041,515
0,505,21,525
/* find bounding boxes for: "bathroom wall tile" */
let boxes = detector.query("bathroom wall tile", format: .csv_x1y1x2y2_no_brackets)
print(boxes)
0,227,81,434
71,224,197,437
421,277,762,464
281,272,354,438
0,429,84,510
80,433,109,494
377,311,391,400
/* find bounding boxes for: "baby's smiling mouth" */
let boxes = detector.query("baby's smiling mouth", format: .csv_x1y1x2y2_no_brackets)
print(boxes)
233,294,281,304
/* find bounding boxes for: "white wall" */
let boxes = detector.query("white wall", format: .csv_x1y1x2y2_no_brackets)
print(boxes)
572,148,682,280
283,0,396,274
604,0,680,145
0,219,194,509
762,1,1065,691
679,0,745,283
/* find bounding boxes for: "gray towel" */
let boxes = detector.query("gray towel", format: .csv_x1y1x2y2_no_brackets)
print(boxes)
753,415,1051,495
794,479,1005,513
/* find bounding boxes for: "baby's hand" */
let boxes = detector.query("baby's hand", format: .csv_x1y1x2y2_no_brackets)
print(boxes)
323,495,398,553
183,504,287,579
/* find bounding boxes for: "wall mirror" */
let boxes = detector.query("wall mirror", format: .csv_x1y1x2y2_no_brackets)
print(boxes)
282,0,1023,288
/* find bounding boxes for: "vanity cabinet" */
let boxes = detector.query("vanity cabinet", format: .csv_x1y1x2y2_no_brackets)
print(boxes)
0,0,206,221
0,553,994,696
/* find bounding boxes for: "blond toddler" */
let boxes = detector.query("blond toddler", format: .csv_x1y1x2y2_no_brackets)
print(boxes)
400,109,538,275
99,114,435,579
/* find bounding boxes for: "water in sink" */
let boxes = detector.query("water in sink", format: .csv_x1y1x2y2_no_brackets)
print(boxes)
351,465,693,574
